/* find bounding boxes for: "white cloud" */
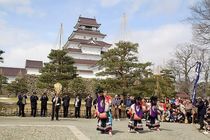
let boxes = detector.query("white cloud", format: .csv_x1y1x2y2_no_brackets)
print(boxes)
0,0,45,17
113,23,192,66
128,0,143,15
0,19,52,68
3,43,52,68
100,0,122,7
0,10,8,17
0,0,30,5
187,0,199,6
99,0,197,18
142,0,181,17
0,18,7,29
15,5,34,16
125,0,184,18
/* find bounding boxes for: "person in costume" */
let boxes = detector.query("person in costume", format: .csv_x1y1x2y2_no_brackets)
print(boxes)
128,96,144,133
95,89,112,135
146,96,160,130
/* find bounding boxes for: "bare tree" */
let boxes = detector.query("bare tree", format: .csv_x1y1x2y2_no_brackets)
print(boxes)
188,0,210,45
194,47,210,97
168,43,197,93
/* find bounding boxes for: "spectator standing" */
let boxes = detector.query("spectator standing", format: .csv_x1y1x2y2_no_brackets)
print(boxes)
196,97,206,130
51,93,61,121
112,95,121,121
17,94,23,116
85,94,93,119
30,92,38,117
62,94,70,118
40,92,48,117
21,93,27,117
74,95,81,118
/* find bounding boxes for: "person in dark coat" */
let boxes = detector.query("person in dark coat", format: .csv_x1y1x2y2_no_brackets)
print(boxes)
40,92,48,117
51,93,61,121
196,97,206,130
93,93,99,110
74,95,81,118
30,92,38,117
85,94,93,119
17,93,23,116
62,94,70,118
21,93,27,117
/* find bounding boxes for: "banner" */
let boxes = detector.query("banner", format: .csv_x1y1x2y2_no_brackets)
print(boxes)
192,61,201,105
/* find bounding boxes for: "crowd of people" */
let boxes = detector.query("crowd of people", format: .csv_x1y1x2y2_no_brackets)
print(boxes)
16,91,210,135
16,92,93,120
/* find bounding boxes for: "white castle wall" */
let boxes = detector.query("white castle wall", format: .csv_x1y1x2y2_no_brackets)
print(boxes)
26,68,41,75
67,52,101,60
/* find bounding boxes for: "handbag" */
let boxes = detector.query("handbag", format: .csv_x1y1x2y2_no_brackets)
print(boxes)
133,114,141,121
99,112,107,119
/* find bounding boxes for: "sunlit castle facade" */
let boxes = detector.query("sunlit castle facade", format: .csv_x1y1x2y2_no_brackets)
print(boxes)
64,16,112,78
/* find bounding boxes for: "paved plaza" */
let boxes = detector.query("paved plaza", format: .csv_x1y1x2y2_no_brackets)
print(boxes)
0,117,209,140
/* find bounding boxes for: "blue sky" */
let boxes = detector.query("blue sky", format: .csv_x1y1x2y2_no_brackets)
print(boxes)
0,0,198,68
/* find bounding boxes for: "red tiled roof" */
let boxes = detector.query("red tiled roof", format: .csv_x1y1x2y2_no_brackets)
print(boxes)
78,17,100,26
74,59,97,65
66,48,82,53
74,29,106,37
69,38,111,47
0,67,27,76
77,70,93,73
25,60,43,69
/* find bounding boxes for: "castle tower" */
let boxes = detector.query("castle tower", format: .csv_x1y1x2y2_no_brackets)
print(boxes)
64,16,111,78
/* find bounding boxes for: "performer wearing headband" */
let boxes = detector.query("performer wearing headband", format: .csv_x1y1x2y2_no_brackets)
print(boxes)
95,89,112,135
146,96,160,131
128,96,144,133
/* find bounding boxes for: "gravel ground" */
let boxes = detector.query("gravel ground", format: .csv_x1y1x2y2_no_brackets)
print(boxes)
0,117,209,140
0,126,77,140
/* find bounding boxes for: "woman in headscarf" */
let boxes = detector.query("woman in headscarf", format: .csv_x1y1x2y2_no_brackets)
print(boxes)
95,89,112,135
128,96,144,133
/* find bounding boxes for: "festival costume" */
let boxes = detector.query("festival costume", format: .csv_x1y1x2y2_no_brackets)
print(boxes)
96,95,112,133
146,96,160,130
128,103,144,132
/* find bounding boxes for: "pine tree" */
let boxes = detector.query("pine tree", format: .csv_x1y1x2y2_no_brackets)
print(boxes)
7,77,28,96
38,49,77,91
97,41,152,95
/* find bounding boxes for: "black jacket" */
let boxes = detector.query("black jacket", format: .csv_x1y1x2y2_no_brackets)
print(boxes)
40,95,48,107
30,95,38,108
52,96,61,108
62,95,70,107
197,100,205,116
74,97,81,107
85,96,93,107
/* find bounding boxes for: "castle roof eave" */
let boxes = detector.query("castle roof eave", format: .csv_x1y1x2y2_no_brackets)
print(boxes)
68,38,112,48
0,67,27,77
73,30,106,37
74,16,101,29
74,59,98,65
74,23,101,29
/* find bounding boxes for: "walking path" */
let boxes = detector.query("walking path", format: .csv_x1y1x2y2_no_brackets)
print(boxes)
0,117,209,140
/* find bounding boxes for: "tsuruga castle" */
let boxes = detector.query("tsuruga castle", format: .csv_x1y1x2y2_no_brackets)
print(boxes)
64,16,112,78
